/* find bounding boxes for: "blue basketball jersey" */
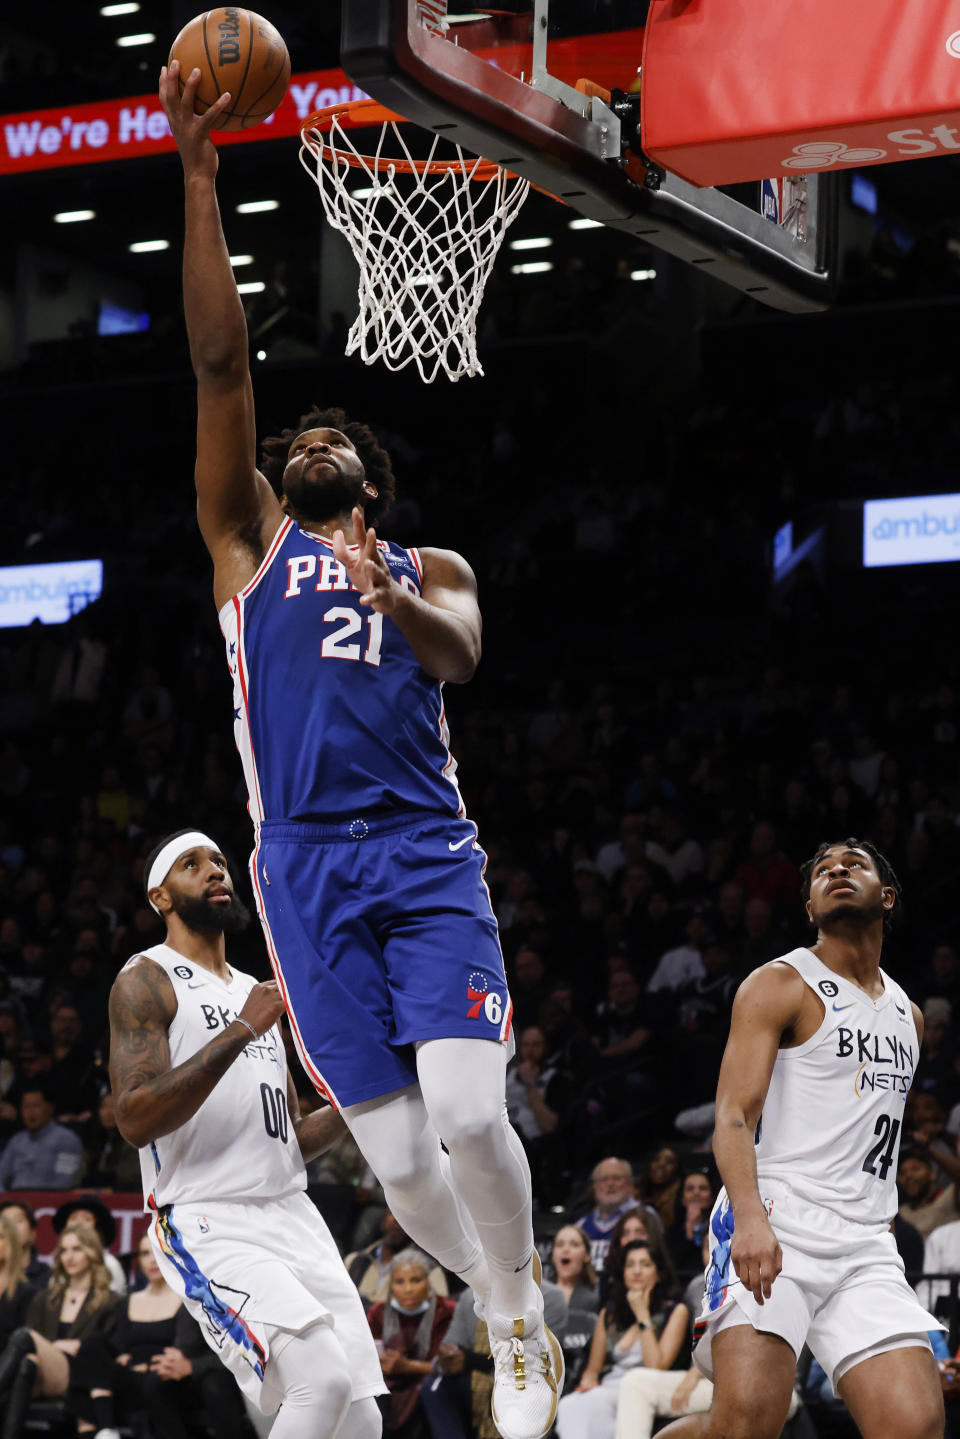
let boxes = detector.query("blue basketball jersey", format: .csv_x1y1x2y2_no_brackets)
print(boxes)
219,519,465,824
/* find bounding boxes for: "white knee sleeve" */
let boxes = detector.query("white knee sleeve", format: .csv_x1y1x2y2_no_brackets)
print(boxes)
267,1322,353,1439
343,1086,486,1281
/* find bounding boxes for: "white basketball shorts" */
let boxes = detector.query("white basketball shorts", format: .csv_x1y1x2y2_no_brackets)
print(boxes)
148,1188,385,1413
693,1179,942,1389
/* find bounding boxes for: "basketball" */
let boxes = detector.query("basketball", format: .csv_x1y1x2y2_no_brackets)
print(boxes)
168,8,291,131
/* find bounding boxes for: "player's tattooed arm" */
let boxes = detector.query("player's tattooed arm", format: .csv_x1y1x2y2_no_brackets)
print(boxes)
284,1071,348,1164
109,958,259,1148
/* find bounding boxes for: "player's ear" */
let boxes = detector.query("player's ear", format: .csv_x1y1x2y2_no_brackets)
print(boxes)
279,492,290,513
881,885,896,913
804,898,813,925
148,885,172,916
362,480,378,500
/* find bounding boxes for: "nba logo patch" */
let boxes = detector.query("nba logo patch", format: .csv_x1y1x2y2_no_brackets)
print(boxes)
198,1216,211,1234
466,972,489,1019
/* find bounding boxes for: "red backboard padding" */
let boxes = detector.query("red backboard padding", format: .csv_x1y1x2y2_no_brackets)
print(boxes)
642,0,960,186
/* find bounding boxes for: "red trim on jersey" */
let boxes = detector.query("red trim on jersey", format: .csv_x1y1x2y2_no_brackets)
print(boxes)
238,517,295,601
408,547,423,584
249,838,340,1109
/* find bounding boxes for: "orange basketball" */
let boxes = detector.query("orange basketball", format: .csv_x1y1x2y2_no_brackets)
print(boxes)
168,8,290,131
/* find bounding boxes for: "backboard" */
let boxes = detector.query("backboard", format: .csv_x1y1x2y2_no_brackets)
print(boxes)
340,0,836,313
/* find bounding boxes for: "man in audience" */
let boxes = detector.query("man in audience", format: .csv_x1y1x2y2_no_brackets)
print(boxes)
574,1157,647,1273
647,912,712,995
899,1151,960,1239
0,1083,83,1188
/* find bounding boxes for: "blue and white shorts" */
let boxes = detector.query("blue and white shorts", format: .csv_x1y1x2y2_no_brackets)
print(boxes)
693,1180,942,1388
149,1189,385,1413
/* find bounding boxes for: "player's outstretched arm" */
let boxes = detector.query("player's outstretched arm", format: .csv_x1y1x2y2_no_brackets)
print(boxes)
109,960,285,1148
333,511,481,682
158,61,282,603
284,1073,349,1164
713,963,806,1305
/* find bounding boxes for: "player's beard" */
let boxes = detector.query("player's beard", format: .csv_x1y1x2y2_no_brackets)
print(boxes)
283,465,367,523
171,891,252,935
820,895,884,931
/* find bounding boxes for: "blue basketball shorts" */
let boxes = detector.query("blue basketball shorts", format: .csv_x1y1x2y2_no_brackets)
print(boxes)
249,812,513,1108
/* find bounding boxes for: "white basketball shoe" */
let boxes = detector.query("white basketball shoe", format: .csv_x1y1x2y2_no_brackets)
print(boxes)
489,1307,564,1439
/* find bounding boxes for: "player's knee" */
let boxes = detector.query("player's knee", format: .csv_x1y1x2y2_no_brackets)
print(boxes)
432,1095,504,1157
903,1393,944,1439
374,1145,435,1198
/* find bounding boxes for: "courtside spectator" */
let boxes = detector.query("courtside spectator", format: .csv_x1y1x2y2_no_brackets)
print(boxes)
549,1226,599,1312
0,1202,50,1288
368,1248,455,1437
575,1158,647,1273
346,1213,448,1307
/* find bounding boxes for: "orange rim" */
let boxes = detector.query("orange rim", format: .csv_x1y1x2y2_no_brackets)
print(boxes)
301,100,508,180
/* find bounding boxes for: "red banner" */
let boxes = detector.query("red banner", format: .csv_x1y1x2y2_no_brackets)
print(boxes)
642,0,960,187
1,1189,148,1264
0,68,370,175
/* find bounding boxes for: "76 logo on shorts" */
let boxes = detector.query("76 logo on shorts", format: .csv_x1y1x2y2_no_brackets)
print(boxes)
466,971,503,1024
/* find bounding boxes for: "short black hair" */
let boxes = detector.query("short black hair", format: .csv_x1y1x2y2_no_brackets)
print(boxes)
143,828,205,904
0,1199,36,1227
259,405,397,528
21,1082,55,1106
800,838,901,934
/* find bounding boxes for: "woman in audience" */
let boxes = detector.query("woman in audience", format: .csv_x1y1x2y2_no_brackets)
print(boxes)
368,1247,456,1437
0,1215,36,1351
602,1209,672,1303
555,1240,688,1439
664,1168,716,1275
67,1231,187,1437
550,1225,599,1312
0,1225,120,1436
638,1146,683,1230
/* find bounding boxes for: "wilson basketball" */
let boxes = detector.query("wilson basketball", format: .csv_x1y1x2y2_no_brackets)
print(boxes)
168,8,291,131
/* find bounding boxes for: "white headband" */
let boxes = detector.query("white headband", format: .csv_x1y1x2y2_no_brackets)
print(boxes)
147,832,221,914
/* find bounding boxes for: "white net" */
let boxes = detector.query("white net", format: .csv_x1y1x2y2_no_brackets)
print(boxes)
300,111,531,384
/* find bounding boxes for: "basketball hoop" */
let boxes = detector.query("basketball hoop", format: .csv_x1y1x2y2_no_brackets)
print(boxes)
299,101,531,383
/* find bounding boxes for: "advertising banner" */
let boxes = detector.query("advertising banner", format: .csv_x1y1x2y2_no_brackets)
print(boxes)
0,559,103,628
863,494,960,568
642,0,960,186
0,67,373,175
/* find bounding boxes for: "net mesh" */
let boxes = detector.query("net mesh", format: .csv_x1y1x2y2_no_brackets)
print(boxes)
300,113,531,384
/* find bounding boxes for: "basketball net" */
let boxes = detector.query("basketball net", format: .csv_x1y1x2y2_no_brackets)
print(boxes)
300,108,530,384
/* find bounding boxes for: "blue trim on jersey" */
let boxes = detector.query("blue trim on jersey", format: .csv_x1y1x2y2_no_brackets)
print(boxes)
706,1198,735,1312
150,1199,265,1379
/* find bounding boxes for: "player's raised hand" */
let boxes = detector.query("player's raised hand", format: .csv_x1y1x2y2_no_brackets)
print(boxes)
238,981,286,1037
159,60,232,178
730,1210,782,1305
333,508,400,613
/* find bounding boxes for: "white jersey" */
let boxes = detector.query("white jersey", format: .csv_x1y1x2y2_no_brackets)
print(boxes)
753,947,917,1224
123,944,306,1209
